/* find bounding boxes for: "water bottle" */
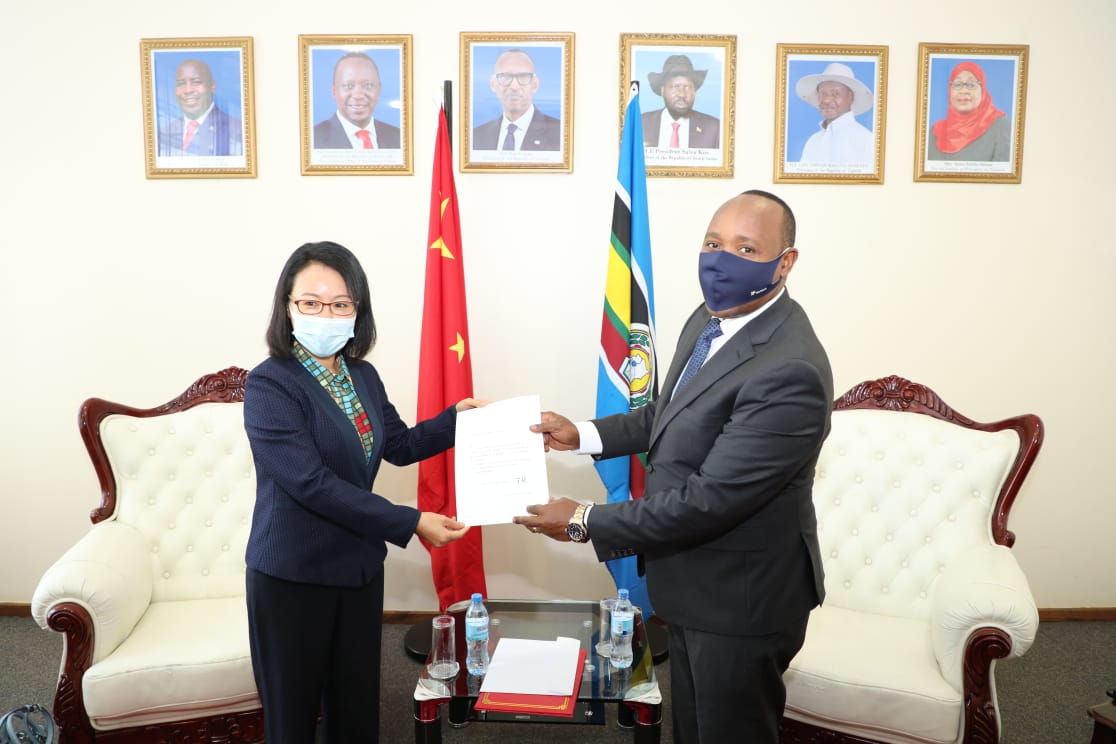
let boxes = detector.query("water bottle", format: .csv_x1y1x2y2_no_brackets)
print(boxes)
609,588,634,669
465,593,490,675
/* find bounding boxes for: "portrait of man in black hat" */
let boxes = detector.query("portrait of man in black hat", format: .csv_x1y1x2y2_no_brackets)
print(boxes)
642,54,721,150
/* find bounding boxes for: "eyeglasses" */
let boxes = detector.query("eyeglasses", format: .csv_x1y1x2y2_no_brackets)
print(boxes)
290,299,358,317
339,81,378,93
950,81,981,91
494,72,535,87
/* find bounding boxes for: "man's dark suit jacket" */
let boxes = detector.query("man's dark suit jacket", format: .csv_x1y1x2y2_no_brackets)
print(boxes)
158,106,243,156
472,110,561,151
588,292,832,637
312,114,402,149
243,356,456,587
641,108,721,149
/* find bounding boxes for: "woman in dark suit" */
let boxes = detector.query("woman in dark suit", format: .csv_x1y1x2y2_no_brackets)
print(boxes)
243,241,476,743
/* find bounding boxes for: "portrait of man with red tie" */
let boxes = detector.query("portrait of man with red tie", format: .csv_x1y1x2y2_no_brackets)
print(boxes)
300,37,411,174
312,51,402,151
154,52,245,159
623,34,735,177
641,54,721,151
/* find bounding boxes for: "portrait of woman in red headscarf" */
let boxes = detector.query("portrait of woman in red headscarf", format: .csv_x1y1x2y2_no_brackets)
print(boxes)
928,61,1011,162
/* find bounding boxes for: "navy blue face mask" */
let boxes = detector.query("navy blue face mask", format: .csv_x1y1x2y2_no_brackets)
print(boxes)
698,249,789,312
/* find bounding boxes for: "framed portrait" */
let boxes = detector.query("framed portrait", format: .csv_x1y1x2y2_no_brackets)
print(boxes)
914,43,1029,183
299,35,413,176
775,44,888,184
140,37,256,179
460,32,574,173
619,33,736,179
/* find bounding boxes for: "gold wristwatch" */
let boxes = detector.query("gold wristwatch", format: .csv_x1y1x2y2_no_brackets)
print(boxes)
567,503,590,543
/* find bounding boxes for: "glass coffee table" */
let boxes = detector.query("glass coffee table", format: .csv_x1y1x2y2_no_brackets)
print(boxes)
413,599,662,743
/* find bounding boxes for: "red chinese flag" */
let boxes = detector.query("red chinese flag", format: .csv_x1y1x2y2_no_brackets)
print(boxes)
417,107,487,610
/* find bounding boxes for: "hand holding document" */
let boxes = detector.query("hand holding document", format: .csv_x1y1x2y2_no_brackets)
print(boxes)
455,395,549,526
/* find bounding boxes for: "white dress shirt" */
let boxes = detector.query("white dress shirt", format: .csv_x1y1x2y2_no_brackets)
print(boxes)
656,112,690,149
800,111,873,164
181,102,215,148
336,113,381,149
499,106,537,151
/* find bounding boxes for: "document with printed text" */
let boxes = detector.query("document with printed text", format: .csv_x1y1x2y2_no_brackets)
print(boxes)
454,395,549,526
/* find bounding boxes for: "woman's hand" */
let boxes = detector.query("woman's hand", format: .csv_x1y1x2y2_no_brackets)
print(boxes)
455,398,489,412
416,512,470,547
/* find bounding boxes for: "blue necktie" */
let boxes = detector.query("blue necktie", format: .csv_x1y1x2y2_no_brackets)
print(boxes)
502,123,518,151
676,318,722,391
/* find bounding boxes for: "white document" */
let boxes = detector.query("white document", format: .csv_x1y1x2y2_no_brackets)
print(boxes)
455,395,549,526
479,636,581,695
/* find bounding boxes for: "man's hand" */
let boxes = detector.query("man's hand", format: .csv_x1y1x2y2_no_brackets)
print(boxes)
513,497,580,541
416,512,470,547
530,412,581,452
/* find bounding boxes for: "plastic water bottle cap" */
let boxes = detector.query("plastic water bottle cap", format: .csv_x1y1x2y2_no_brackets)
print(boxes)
618,589,629,600
471,593,483,602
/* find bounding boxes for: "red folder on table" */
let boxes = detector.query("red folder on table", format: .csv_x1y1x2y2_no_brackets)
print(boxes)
473,649,587,718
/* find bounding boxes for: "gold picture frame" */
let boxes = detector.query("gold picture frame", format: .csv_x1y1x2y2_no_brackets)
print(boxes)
774,44,888,184
914,43,1029,183
460,32,574,173
140,37,256,179
619,33,736,178
299,35,414,176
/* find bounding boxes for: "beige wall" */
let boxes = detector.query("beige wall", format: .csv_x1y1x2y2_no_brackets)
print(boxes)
2,1,1112,610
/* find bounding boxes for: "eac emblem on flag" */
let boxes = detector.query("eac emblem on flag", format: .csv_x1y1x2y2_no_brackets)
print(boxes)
622,323,656,409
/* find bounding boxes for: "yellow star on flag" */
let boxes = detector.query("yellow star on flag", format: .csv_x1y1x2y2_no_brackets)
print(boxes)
449,332,466,363
429,236,455,259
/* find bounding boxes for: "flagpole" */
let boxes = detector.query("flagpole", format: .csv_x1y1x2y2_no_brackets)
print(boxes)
443,80,453,153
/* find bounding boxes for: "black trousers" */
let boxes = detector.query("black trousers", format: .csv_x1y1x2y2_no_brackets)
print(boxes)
667,614,809,744
246,568,385,744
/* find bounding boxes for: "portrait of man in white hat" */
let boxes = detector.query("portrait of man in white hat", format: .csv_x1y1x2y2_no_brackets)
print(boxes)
642,54,721,150
794,61,875,165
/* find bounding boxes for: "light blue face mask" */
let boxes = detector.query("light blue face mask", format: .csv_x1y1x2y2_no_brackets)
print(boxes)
291,314,355,358
698,248,789,312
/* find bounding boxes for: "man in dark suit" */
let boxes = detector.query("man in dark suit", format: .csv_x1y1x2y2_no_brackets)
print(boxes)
472,48,561,151
642,54,721,149
516,190,832,744
313,52,401,150
157,59,243,157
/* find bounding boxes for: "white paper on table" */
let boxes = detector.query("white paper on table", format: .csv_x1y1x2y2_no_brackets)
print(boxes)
479,636,581,695
454,395,549,526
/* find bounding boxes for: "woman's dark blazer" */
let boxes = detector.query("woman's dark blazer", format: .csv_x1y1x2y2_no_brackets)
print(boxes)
243,356,456,587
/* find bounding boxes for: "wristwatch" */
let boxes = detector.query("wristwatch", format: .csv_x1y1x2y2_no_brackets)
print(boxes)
567,503,590,543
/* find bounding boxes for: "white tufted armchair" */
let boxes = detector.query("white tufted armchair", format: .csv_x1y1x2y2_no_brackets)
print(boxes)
781,375,1043,744
32,368,263,744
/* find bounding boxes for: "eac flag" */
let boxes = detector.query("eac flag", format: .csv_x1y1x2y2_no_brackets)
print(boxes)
594,82,657,615
417,107,487,610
